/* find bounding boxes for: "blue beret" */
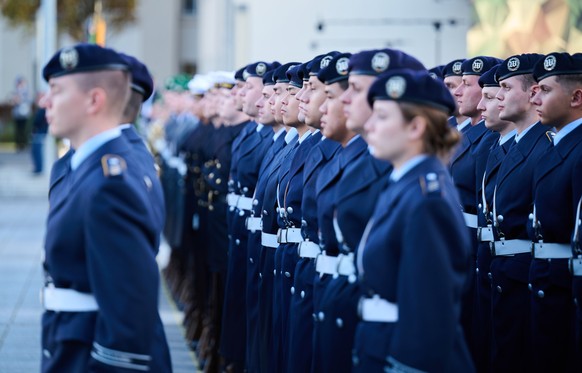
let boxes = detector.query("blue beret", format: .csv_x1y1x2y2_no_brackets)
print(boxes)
428,65,444,81
42,43,128,82
496,53,544,82
348,48,425,76
119,53,154,102
367,69,456,115
533,52,582,82
461,56,503,76
245,61,278,79
235,65,248,81
286,64,303,88
478,64,501,88
308,51,341,76
273,62,300,84
317,53,352,84
442,59,464,77
263,69,276,86
297,61,312,81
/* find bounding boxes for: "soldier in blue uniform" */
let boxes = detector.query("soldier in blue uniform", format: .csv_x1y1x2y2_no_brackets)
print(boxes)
487,53,547,372
221,61,277,373
286,52,342,373
353,68,474,373
473,64,515,373
528,52,582,372
450,56,501,360
244,67,287,373
40,43,171,372
442,58,467,127
256,62,299,373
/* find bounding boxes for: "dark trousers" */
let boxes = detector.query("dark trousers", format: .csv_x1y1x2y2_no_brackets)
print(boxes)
31,133,46,173
14,118,27,151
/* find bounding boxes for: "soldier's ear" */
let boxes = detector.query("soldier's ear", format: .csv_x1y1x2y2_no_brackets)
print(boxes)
87,87,107,115
571,88,582,109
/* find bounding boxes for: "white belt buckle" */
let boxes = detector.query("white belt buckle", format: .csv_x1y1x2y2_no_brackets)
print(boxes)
478,226,494,242
359,296,399,323
298,241,320,258
570,257,582,276
246,217,262,232
463,212,478,229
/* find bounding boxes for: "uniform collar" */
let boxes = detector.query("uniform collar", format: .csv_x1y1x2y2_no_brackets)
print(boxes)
514,121,537,143
284,127,298,144
389,154,428,183
298,129,311,144
71,127,122,171
273,127,286,141
499,129,516,145
456,117,471,132
553,117,582,145
346,134,361,146
255,123,264,132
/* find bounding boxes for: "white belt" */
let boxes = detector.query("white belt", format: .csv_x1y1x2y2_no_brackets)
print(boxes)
297,241,320,258
533,242,571,259
246,217,262,232
337,253,356,276
237,196,254,211
41,285,99,312
477,226,494,242
359,296,399,323
571,257,582,276
261,232,279,248
316,253,338,275
277,228,303,244
227,193,238,207
492,239,531,256
463,212,478,229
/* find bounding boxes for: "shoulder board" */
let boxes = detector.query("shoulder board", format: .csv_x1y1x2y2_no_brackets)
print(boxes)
546,131,555,143
419,172,442,196
101,155,126,177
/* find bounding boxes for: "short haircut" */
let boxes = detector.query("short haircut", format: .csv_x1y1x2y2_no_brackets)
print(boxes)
74,70,131,117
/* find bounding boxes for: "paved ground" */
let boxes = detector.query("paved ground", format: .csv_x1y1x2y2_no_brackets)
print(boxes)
0,146,198,372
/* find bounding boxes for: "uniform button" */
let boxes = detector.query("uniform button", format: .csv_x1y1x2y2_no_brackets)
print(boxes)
229,206,235,212
284,271,291,278
276,207,280,213
243,187,249,193
249,258,254,264
336,318,344,328
318,312,325,321
290,286,295,295
43,349,51,358
497,215,504,223
497,285,502,293
537,290,545,298
301,291,305,298
216,178,222,184
348,274,357,284
235,239,240,245
273,269,277,276
302,219,307,227
528,213,534,220
528,283,532,291
239,210,245,217
487,272,492,280
209,173,215,179
216,163,221,169
253,199,258,206
259,273,262,279
478,203,482,209
475,267,480,274
287,207,294,214
263,210,268,216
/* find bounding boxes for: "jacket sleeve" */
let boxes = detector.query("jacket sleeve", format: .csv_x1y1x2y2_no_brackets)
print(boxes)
84,177,159,372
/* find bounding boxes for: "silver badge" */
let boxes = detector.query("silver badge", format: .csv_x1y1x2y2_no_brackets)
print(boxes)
59,47,79,71
320,55,333,69
372,52,390,73
386,76,407,99
336,57,349,76
544,55,556,71
256,63,267,76
452,61,463,75
242,69,250,81
429,72,438,80
507,57,520,72
472,59,484,73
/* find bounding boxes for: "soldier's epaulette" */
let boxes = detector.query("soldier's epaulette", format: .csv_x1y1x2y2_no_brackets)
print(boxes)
546,131,556,143
101,155,127,178
419,172,442,196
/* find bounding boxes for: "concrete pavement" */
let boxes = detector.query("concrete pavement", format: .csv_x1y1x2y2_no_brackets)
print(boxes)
0,147,199,372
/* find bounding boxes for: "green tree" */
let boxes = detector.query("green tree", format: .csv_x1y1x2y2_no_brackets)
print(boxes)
0,0,137,41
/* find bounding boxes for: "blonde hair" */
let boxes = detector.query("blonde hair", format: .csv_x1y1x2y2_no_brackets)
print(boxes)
398,102,460,162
